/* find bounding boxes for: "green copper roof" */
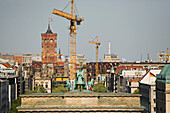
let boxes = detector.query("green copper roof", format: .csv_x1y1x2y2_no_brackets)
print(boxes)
156,64,170,83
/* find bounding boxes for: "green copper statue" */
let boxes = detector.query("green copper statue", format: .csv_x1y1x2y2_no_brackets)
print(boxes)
66,61,94,91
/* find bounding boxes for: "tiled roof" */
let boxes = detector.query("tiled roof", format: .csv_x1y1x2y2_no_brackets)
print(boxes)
128,78,141,82
2,63,11,68
116,66,143,74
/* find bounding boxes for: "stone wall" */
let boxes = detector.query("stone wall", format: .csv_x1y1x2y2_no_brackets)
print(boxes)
18,91,144,112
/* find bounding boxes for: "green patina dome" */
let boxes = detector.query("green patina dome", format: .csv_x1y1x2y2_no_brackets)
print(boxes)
156,64,170,83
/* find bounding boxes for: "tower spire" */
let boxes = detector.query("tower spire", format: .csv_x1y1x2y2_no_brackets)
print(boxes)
48,23,50,30
46,22,53,34
58,48,61,59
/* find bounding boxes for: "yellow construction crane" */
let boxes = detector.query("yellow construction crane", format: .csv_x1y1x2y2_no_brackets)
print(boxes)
89,36,101,76
52,0,84,81
159,48,170,62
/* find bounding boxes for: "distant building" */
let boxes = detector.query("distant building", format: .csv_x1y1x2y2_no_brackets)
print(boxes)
34,77,52,93
104,54,120,62
139,70,161,113
22,54,32,66
0,57,9,63
127,78,140,93
87,62,168,92
32,56,41,62
42,63,53,78
106,66,120,93
53,59,64,77
64,57,69,77
103,41,120,63
76,54,86,66
33,63,52,93
156,64,170,113
120,62,166,69
0,63,18,111
0,54,14,61
0,80,9,113
122,70,146,78
41,24,57,64
121,70,146,93
32,61,42,71
14,56,23,65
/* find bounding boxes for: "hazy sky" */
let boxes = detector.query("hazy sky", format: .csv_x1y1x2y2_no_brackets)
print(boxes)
0,0,170,62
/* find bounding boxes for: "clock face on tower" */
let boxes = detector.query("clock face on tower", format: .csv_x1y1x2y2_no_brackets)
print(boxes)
50,39,53,43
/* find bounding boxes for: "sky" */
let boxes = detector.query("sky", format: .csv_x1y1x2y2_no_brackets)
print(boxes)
0,0,170,62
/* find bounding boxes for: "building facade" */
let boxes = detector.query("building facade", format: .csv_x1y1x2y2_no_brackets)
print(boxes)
0,80,9,113
0,63,18,111
104,54,120,62
14,56,23,65
34,77,52,93
140,83,156,113
139,69,161,113
22,54,32,66
41,24,57,64
18,91,144,112
156,64,170,113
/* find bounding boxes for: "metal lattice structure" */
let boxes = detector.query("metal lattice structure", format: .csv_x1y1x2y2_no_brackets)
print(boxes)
53,0,84,82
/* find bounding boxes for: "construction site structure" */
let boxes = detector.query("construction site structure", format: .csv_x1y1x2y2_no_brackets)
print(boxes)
89,36,101,76
158,48,170,62
53,0,84,81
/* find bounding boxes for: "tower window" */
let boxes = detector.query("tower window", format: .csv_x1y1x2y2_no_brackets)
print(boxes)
45,39,47,43
50,39,53,43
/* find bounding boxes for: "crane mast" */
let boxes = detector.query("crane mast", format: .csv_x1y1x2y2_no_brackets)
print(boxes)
89,36,101,76
96,36,99,76
53,0,84,84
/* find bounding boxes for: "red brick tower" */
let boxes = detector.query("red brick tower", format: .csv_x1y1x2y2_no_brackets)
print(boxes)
41,24,57,63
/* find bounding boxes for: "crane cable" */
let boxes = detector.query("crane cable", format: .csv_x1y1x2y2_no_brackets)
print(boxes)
62,0,81,19
74,0,80,18
92,36,97,42
62,1,71,12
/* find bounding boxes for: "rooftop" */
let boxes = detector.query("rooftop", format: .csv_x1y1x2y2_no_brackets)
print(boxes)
18,90,143,112
156,64,170,83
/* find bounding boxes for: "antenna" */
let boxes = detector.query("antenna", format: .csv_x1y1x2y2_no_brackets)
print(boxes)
147,53,149,60
109,41,111,54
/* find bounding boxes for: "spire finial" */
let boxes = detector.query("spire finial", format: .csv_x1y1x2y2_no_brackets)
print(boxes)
48,23,50,30
46,18,53,34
